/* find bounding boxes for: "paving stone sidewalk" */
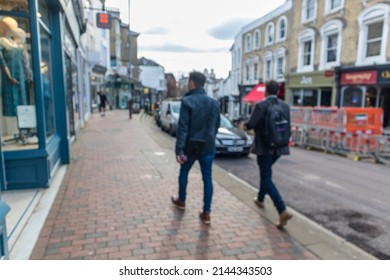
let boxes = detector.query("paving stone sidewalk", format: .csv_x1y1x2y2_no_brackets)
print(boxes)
30,110,318,260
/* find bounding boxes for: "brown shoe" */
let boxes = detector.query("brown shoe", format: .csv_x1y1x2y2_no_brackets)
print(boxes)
253,197,264,208
276,210,293,229
199,211,210,225
171,195,185,210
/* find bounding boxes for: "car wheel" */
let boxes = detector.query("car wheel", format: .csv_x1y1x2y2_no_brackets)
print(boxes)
169,125,175,136
242,152,250,157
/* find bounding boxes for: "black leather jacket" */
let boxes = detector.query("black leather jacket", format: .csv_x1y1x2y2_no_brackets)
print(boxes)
245,95,290,156
175,88,220,156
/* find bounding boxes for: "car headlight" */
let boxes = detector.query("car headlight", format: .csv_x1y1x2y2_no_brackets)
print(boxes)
246,134,253,145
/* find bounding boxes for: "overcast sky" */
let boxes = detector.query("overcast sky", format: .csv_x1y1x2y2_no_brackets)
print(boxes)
106,0,286,79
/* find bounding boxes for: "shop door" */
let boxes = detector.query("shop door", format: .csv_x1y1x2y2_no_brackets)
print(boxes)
381,88,390,130
65,55,75,137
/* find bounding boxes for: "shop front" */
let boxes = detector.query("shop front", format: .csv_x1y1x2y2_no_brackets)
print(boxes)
0,0,85,190
286,71,335,107
336,64,390,130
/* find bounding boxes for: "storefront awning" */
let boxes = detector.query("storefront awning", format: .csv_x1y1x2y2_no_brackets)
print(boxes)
243,84,265,103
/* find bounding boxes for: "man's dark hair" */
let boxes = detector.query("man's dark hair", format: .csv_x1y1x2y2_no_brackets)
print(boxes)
189,71,206,88
265,80,279,96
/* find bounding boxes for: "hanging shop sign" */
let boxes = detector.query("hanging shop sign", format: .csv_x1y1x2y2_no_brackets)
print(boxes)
96,13,111,29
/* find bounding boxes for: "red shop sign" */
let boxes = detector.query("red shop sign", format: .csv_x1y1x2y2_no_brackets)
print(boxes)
341,70,377,85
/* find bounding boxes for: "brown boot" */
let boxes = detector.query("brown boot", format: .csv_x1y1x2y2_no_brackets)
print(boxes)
277,210,293,229
253,197,265,208
199,212,211,225
171,195,185,210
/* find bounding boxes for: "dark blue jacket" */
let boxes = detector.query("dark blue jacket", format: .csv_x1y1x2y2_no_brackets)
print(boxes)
175,88,220,156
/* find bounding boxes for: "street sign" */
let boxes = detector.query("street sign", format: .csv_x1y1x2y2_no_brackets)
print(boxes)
96,13,111,29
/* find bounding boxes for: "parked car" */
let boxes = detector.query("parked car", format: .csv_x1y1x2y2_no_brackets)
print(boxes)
159,99,181,136
215,114,253,156
154,108,161,127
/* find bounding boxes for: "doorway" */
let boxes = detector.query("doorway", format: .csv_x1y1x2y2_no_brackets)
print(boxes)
381,88,390,130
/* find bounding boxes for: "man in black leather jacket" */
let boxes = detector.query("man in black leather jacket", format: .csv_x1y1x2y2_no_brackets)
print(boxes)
245,80,293,228
172,71,220,225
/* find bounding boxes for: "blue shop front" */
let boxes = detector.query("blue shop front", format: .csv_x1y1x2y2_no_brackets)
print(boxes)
0,0,86,190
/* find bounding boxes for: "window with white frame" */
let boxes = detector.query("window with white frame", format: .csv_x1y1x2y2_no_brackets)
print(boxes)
298,29,315,72
253,63,258,82
356,4,389,65
245,34,252,52
325,0,344,15
274,48,286,81
253,29,261,50
276,16,287,42
265,23,274,46
246,64,250,82
320,20,343,69
263,52,273,81
302,0,317,24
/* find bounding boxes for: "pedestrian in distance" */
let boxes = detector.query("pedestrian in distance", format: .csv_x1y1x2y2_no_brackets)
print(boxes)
128,97,133,119
244,80,293,229
171,71,221,225
97,91,108,117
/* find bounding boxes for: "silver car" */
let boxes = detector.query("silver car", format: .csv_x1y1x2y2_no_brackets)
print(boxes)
215,114,253,156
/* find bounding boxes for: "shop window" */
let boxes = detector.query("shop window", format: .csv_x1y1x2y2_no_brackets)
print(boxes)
0,16,37,151
342,87,363,107
364,87,378,108
38,0,50,26
292,89,319,106
0,0,28,12
320,89,332,106
39,27,55,139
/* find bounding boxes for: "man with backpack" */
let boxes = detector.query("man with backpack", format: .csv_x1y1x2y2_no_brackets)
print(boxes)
245,80,293,228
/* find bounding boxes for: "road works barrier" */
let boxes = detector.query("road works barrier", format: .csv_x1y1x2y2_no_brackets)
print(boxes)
291,106,388,163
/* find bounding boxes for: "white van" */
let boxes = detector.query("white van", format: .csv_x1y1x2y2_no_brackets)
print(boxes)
159,100,181,136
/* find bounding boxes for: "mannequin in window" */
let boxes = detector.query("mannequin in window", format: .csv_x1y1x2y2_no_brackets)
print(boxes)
0,17,27,136
0,17,27,117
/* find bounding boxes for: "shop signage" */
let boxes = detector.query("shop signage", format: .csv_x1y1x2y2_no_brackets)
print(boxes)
96,13,112,29
341,70,377,85
378,69,390,84
300,76,313,85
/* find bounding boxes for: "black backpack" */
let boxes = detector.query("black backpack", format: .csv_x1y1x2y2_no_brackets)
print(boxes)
262,99,291,149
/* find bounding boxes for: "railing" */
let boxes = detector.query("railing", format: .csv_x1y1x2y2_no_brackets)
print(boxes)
291,106,389,163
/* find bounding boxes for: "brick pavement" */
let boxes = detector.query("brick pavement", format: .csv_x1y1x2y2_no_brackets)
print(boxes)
30,110,318,260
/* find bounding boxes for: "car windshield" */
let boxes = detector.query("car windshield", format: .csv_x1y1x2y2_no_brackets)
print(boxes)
171,103,181,113
220,115,235,129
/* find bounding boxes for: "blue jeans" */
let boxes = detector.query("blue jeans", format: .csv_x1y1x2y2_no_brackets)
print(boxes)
178,152,215,213
257,154,286,214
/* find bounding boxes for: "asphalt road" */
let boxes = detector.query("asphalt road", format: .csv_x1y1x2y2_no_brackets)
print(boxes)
144,113,390,259
214,149,390,259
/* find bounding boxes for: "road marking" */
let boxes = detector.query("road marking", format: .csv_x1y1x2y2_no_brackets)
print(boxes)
325,181,345,190
371,198,385,205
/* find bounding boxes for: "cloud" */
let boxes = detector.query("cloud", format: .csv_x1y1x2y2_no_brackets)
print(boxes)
140,42,228,53
143,27,170,35
208,18,253,40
